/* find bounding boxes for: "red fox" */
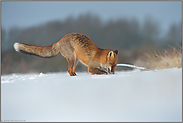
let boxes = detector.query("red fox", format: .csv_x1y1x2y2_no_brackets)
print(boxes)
13,33,118,76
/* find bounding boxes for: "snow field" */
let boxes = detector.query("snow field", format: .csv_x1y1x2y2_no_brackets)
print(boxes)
1,68,182,122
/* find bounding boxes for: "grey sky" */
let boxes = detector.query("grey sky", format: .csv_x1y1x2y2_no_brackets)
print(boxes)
1,1,182,32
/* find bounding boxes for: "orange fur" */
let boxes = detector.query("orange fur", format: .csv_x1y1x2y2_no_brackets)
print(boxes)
14,33,118,76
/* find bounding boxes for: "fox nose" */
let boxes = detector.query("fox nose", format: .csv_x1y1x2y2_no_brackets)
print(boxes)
108,68,111,74
108,67,115,74
111,66,115,74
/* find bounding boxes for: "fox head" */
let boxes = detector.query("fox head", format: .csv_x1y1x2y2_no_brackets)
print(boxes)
106,50,118,74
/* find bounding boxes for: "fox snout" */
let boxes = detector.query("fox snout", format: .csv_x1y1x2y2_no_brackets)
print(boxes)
107,65,115,74
107,67,111,74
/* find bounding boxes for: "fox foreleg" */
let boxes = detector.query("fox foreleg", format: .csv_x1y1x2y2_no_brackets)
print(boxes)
88,67,107,75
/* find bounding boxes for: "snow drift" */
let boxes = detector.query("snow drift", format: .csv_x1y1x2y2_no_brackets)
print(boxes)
1,68,182,122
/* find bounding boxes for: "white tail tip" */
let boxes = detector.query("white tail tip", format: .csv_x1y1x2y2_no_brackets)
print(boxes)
13,42,20,52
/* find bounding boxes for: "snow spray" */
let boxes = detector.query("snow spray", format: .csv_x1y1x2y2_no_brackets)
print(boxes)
116,64,145,70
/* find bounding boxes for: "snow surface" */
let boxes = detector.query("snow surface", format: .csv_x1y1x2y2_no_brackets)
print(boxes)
1,68,182,122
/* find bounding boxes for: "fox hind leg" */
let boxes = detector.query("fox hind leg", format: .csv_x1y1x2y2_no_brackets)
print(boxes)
67,59,76,76
60,48,78,76
66,56,78,76
58,41,79,76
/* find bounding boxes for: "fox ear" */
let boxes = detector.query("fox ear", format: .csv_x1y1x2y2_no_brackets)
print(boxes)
114,50,118,55
108,51,115,58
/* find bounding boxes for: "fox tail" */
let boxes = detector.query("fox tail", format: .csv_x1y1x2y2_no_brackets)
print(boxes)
13,42,60,58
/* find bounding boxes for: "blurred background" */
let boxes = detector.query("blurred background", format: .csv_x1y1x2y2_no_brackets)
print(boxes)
1,1,182,75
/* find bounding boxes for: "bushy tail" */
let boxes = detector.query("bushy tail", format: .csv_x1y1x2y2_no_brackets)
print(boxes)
13,42,60,58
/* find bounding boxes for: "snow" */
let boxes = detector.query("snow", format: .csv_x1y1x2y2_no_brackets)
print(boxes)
116,63,145,70
1,68,182,122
